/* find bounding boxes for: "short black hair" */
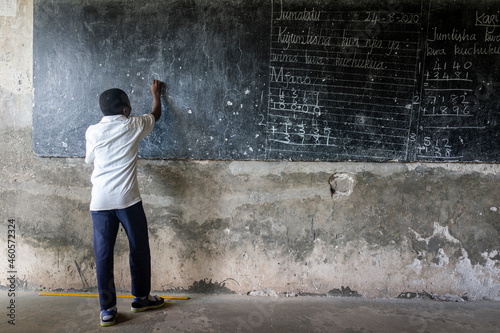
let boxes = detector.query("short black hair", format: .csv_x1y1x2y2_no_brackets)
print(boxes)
99,88,128,116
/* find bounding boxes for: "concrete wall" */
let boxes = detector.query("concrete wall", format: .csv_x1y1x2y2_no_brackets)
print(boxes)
1,0,499,300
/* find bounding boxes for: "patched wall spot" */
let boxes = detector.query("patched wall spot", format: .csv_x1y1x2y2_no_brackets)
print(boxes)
328,172,356,198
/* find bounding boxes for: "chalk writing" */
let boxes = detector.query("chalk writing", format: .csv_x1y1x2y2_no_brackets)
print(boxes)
275,0,321,21
365,11,420,25
421,60,474,118
414,3,500,161
428,28,477,42
335,53,385,70
277,27,332,50
475,11,500,29
415,136,456,159
266,0,422,161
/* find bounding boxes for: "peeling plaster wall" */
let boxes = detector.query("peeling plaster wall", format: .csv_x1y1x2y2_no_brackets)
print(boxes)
1,0,499,300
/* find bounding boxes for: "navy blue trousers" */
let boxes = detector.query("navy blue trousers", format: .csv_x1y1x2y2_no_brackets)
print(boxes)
91,201,151,310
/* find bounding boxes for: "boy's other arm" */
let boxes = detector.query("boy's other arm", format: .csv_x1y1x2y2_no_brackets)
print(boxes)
150,80,162,121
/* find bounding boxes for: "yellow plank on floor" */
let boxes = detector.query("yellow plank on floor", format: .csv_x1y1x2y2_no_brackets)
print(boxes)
39,292,189,300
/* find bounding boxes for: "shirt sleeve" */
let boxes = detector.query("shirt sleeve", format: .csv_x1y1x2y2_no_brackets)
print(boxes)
85,128,95,164
137,113,156,140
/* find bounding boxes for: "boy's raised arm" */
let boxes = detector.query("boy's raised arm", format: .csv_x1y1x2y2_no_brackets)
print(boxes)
150,80,162,121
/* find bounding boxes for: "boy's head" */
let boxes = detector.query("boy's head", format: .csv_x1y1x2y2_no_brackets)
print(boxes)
99,88,131,116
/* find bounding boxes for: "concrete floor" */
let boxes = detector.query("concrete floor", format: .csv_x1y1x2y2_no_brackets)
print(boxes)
1,292,499,332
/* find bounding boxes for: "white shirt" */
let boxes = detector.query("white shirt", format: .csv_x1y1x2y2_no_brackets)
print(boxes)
85,113,155,211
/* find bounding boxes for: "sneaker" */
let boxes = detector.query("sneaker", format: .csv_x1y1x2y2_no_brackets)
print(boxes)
100,309,118,327
131,295,165,313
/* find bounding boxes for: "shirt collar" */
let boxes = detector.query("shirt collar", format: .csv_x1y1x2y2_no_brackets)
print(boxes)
100,114,128,123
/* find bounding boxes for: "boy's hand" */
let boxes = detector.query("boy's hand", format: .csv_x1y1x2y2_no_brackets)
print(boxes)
151,80,162,96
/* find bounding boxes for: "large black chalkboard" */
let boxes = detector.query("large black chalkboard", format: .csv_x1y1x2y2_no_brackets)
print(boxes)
33,0,500,162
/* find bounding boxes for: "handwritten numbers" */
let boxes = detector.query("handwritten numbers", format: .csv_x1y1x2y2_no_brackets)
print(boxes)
279,89,286,109
416,136,453,159
364,11,420,25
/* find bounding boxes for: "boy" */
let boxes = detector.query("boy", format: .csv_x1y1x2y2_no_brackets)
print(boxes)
85,80,164,326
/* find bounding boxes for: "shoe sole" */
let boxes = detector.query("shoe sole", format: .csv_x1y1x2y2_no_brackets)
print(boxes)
131,301,165,313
